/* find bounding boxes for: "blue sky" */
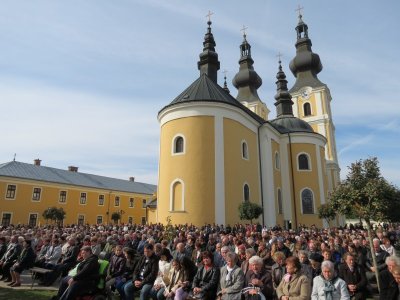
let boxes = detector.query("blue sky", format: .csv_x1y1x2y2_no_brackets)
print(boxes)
0,0,399,187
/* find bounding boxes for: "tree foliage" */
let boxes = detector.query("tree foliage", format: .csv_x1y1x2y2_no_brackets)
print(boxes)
317,203,336,224
42,207,66,224
238,201,263,224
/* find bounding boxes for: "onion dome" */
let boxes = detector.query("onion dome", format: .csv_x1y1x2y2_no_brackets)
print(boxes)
232,31,263,102
197,20,220,84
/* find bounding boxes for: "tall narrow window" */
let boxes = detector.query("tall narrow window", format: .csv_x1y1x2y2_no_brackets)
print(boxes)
277,189,283,214
6,185,16,199
174,136,184,154
78,215,85,226
244,184,250,202
29,214,38,227
115,196,120,207
142,199,147,208
171,180,184,211
1,213,11,227
98,195,104,206
96,216,103,224
59,191,67,203
32,188,41,201
303,103,312,116
242,141,249,159
80,192,87,205
129,198,134,208
298,154,310,170
301,189,314,214
275,152,280,170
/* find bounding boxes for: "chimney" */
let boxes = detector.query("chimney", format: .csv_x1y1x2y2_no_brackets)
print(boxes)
68,166,78,172
33,159,41,166
129,177,135,182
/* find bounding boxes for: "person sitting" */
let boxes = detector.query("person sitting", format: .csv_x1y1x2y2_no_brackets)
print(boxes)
338,252,367,300
115,247,138,300
241,248,256,275
379,256,400,300
218,252,245,300
176,251,220,300
298,250,313,281
54,246,100,300
312,260,350,300
276,256,311,300
0,235,22,282
148,248,172,300
123,243,159,300
9,239,36,287
271,251,286,292
161,259,185,300
244,255,273,300
365,238,389,282
105,245,126,300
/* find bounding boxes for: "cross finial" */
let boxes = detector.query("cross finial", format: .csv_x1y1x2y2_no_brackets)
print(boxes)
13,153,16,161
240,25,248,38
276,52,283,63
223,69,228,78
295,5,304,19
206,10,214,22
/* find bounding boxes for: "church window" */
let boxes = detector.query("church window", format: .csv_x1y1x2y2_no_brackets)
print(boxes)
275,152,280,170
173,135,185,154
277,188,283,214
242,140,249,159
170,179,184,211
303,102,312,116
243,184,250,202
301,189,314,214
298,153,310,170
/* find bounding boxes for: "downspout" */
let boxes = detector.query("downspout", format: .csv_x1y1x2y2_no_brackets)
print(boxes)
288,133,298,230
257,124,265,227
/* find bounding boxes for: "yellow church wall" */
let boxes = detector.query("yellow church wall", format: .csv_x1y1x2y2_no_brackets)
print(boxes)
272,140,284,226
320,146,329,200
223,118,260,225
0,177,152,225
298,94,317,117
157,116,215,226
289,143,323,227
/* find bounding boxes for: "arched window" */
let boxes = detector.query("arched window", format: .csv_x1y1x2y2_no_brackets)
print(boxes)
174,136,184,153
303,103,312,116
301,189,314,214
275,152,280,170
298,154,310,170
170,179,184,211
243,184,250,202
277,188,283,214
242,141,249,159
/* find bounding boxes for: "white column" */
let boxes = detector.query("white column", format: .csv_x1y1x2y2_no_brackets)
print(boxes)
215,115,225,225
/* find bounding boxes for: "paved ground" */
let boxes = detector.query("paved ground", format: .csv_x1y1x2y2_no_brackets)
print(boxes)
0,270,58,291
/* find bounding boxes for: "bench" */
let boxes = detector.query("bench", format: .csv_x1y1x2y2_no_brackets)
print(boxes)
29,267,53,289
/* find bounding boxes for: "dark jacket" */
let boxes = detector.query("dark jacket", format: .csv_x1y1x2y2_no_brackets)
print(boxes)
191,265,220,300
73,254,99,282
365,249,389,272
271,263,286,288
108,253,126,278
132,253,159,286
61,245,79,265
2,242,22,263
338,263,367,299
245,268,274,299
0,243,7,259
17,246,36,269
379,269,399,300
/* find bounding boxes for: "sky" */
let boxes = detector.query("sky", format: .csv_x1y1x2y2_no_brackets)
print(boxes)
0,0,399,187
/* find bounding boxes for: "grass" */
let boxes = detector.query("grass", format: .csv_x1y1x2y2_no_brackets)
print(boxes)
0,287,56,300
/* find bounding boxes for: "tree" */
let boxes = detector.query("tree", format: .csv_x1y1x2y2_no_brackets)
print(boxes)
111,212,121,224
317,203,336,225
238,201,263,224
325,157,399,292
42,207,66,225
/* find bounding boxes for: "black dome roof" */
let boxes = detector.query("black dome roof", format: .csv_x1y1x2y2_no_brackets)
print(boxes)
269,116,314,133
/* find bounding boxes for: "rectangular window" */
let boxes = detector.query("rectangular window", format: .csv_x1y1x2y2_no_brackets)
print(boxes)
96,216,103,224
1,213,12,227
129,198,134,208
115,196,120,207
78,214,85,225
142,199,146,208
128,216,133,224
29,214,38,227
141,216,146,225
59,191,67,203
80,192,87,205
32,187,42,201
6,185,16,199
98,195,104,206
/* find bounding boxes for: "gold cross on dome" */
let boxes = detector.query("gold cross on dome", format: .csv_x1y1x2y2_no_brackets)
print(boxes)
276,52,283,63
240,25,248,37
206,10,214,22
295,5,304,18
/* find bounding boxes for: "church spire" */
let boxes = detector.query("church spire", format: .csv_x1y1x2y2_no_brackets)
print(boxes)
232,27,263,103
274,57,294,117
223,70,230,94
197,11,220,84
289,8,324,91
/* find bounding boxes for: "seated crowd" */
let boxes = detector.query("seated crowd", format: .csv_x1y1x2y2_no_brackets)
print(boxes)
0,222,399,300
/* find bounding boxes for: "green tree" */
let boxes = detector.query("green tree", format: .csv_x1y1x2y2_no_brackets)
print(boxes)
326,157,399,292
317,203,336,225
111,212,121,224
42,207,66,225
238,201,263,224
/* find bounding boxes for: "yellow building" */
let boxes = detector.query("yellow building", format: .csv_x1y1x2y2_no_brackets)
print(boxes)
155,16,340,228
0,159,156,226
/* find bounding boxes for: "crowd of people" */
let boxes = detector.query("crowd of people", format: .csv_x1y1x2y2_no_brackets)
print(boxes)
0,222,399,300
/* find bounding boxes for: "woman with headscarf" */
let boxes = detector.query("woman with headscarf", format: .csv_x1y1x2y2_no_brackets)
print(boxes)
311,260,350,300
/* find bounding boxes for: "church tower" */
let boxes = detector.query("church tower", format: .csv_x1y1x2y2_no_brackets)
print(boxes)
289,13,340,192
232,31,270,120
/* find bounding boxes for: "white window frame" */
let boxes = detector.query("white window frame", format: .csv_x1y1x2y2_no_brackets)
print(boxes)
28,213,39,227
300,187,315,214
5,184,17,200
297,152,312,171
129,198,134,208
277,188,283,215
115,196,120,207
98,194,105,206
79,192,87,205
241,140,249,160
77,214,85,225
59,190,67,204
172,134,186,156
274,151,280,170
1,212,13,227
303,102,312,117
32,187,42,202
169,178,185,212
96,215,103,224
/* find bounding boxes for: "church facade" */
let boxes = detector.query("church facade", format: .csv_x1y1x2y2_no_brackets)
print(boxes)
154,15,340,229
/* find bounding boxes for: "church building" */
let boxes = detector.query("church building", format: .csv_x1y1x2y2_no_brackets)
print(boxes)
154,14,340,229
